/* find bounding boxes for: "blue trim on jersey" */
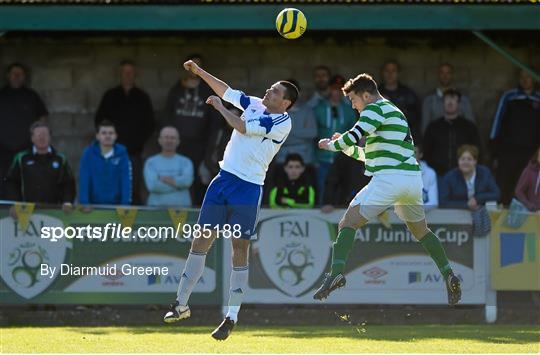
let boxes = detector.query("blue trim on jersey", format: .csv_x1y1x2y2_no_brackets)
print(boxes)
239,92,251,110
273,115,289,125
272,114,286,122
271,137,286,144
258,116,274,134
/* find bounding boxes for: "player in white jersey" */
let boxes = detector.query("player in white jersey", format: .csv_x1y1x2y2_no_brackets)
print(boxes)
163,60,298,340
312,74,461,305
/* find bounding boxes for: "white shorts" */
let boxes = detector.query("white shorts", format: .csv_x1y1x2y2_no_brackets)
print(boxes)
350,173,425,223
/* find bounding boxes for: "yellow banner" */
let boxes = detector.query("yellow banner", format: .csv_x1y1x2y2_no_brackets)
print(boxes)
116,207,138,229
14,202,35,232
490,210,540,290
167,208,188,229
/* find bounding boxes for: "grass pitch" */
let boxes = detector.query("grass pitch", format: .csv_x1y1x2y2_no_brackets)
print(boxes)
2,325,539,353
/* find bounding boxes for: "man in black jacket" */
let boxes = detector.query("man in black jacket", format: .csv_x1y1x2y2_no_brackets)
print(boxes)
164,54,219,205
0,62,48,198
489,69,540,205
95,60,155,205
5,122,75,209
379,60,422,144
423,89,482,177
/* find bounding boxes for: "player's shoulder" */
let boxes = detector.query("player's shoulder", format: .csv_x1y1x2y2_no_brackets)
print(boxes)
362,102,385,117
273,112,291,125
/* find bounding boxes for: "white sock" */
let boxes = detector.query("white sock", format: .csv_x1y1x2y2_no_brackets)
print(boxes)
225,266,249,323
176,251,206,306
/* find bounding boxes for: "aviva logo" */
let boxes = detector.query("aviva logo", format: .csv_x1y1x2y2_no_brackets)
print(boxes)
500,233,536,267
408,271,422,284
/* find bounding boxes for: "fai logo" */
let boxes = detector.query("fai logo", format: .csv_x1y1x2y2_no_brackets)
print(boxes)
0,215,71,299
256,215,331,297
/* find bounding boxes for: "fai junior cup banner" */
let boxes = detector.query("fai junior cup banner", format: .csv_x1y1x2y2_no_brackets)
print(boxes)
244,209,487,305
0,207,220,304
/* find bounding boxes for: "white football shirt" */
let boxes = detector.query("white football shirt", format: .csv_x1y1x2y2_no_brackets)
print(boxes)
219,88,291,185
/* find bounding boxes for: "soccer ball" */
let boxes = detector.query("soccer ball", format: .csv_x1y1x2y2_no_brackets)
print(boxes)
276,8,307,40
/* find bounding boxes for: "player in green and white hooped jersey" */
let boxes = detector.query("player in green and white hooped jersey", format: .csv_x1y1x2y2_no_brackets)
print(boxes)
312,74,461,305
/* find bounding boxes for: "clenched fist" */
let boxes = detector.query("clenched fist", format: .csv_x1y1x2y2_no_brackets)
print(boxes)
183,60,201,75
318,138,331,150
206,95,224,110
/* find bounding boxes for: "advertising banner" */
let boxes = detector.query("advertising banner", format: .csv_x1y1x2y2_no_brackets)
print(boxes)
1,205,491,305
490,210,540,290
0,207,221,304
241,209,486,305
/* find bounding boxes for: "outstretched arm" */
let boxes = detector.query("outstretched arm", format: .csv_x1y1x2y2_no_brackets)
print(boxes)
184,60,229,98
319,132,365,161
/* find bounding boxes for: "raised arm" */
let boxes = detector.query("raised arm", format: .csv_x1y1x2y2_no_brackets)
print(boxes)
206,96,247,134
184,60,229,98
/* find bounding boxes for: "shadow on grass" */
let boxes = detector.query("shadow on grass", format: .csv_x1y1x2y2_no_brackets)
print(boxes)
52,325,540,345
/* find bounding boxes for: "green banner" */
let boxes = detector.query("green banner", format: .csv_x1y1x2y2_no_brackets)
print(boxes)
245,209,481,304
0,207,222,305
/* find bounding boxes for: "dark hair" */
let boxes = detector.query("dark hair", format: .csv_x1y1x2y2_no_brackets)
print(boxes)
342,73,379,96
96,119,116,133
184,53,203,63
457,144,479,161
284,153,304,166
6,62,27,75
285,78,301,92
30,121,50,136
443,88,461,101
119,59,136,67
381,60,400,72
313,65,331,77
279,80,299,110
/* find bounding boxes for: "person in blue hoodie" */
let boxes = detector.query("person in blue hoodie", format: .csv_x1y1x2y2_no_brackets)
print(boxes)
439,144,500,209
79,120,132,206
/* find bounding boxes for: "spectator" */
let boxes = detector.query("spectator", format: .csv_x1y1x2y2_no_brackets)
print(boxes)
144,126,194,207
164,54,218,205
269,154,316,209
514,147,540,212
95,60,155,205
439,145,500,209
379,60,421,143
307,65,332,108
423,89,482,177
199,105,235,186
276,79,318,165
5,122,75,210
79,120,131,206
321,152,370,213
314,75,357,202
490,69,540,206
0,62,48,198
422,63,475,134
415,145,438,210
